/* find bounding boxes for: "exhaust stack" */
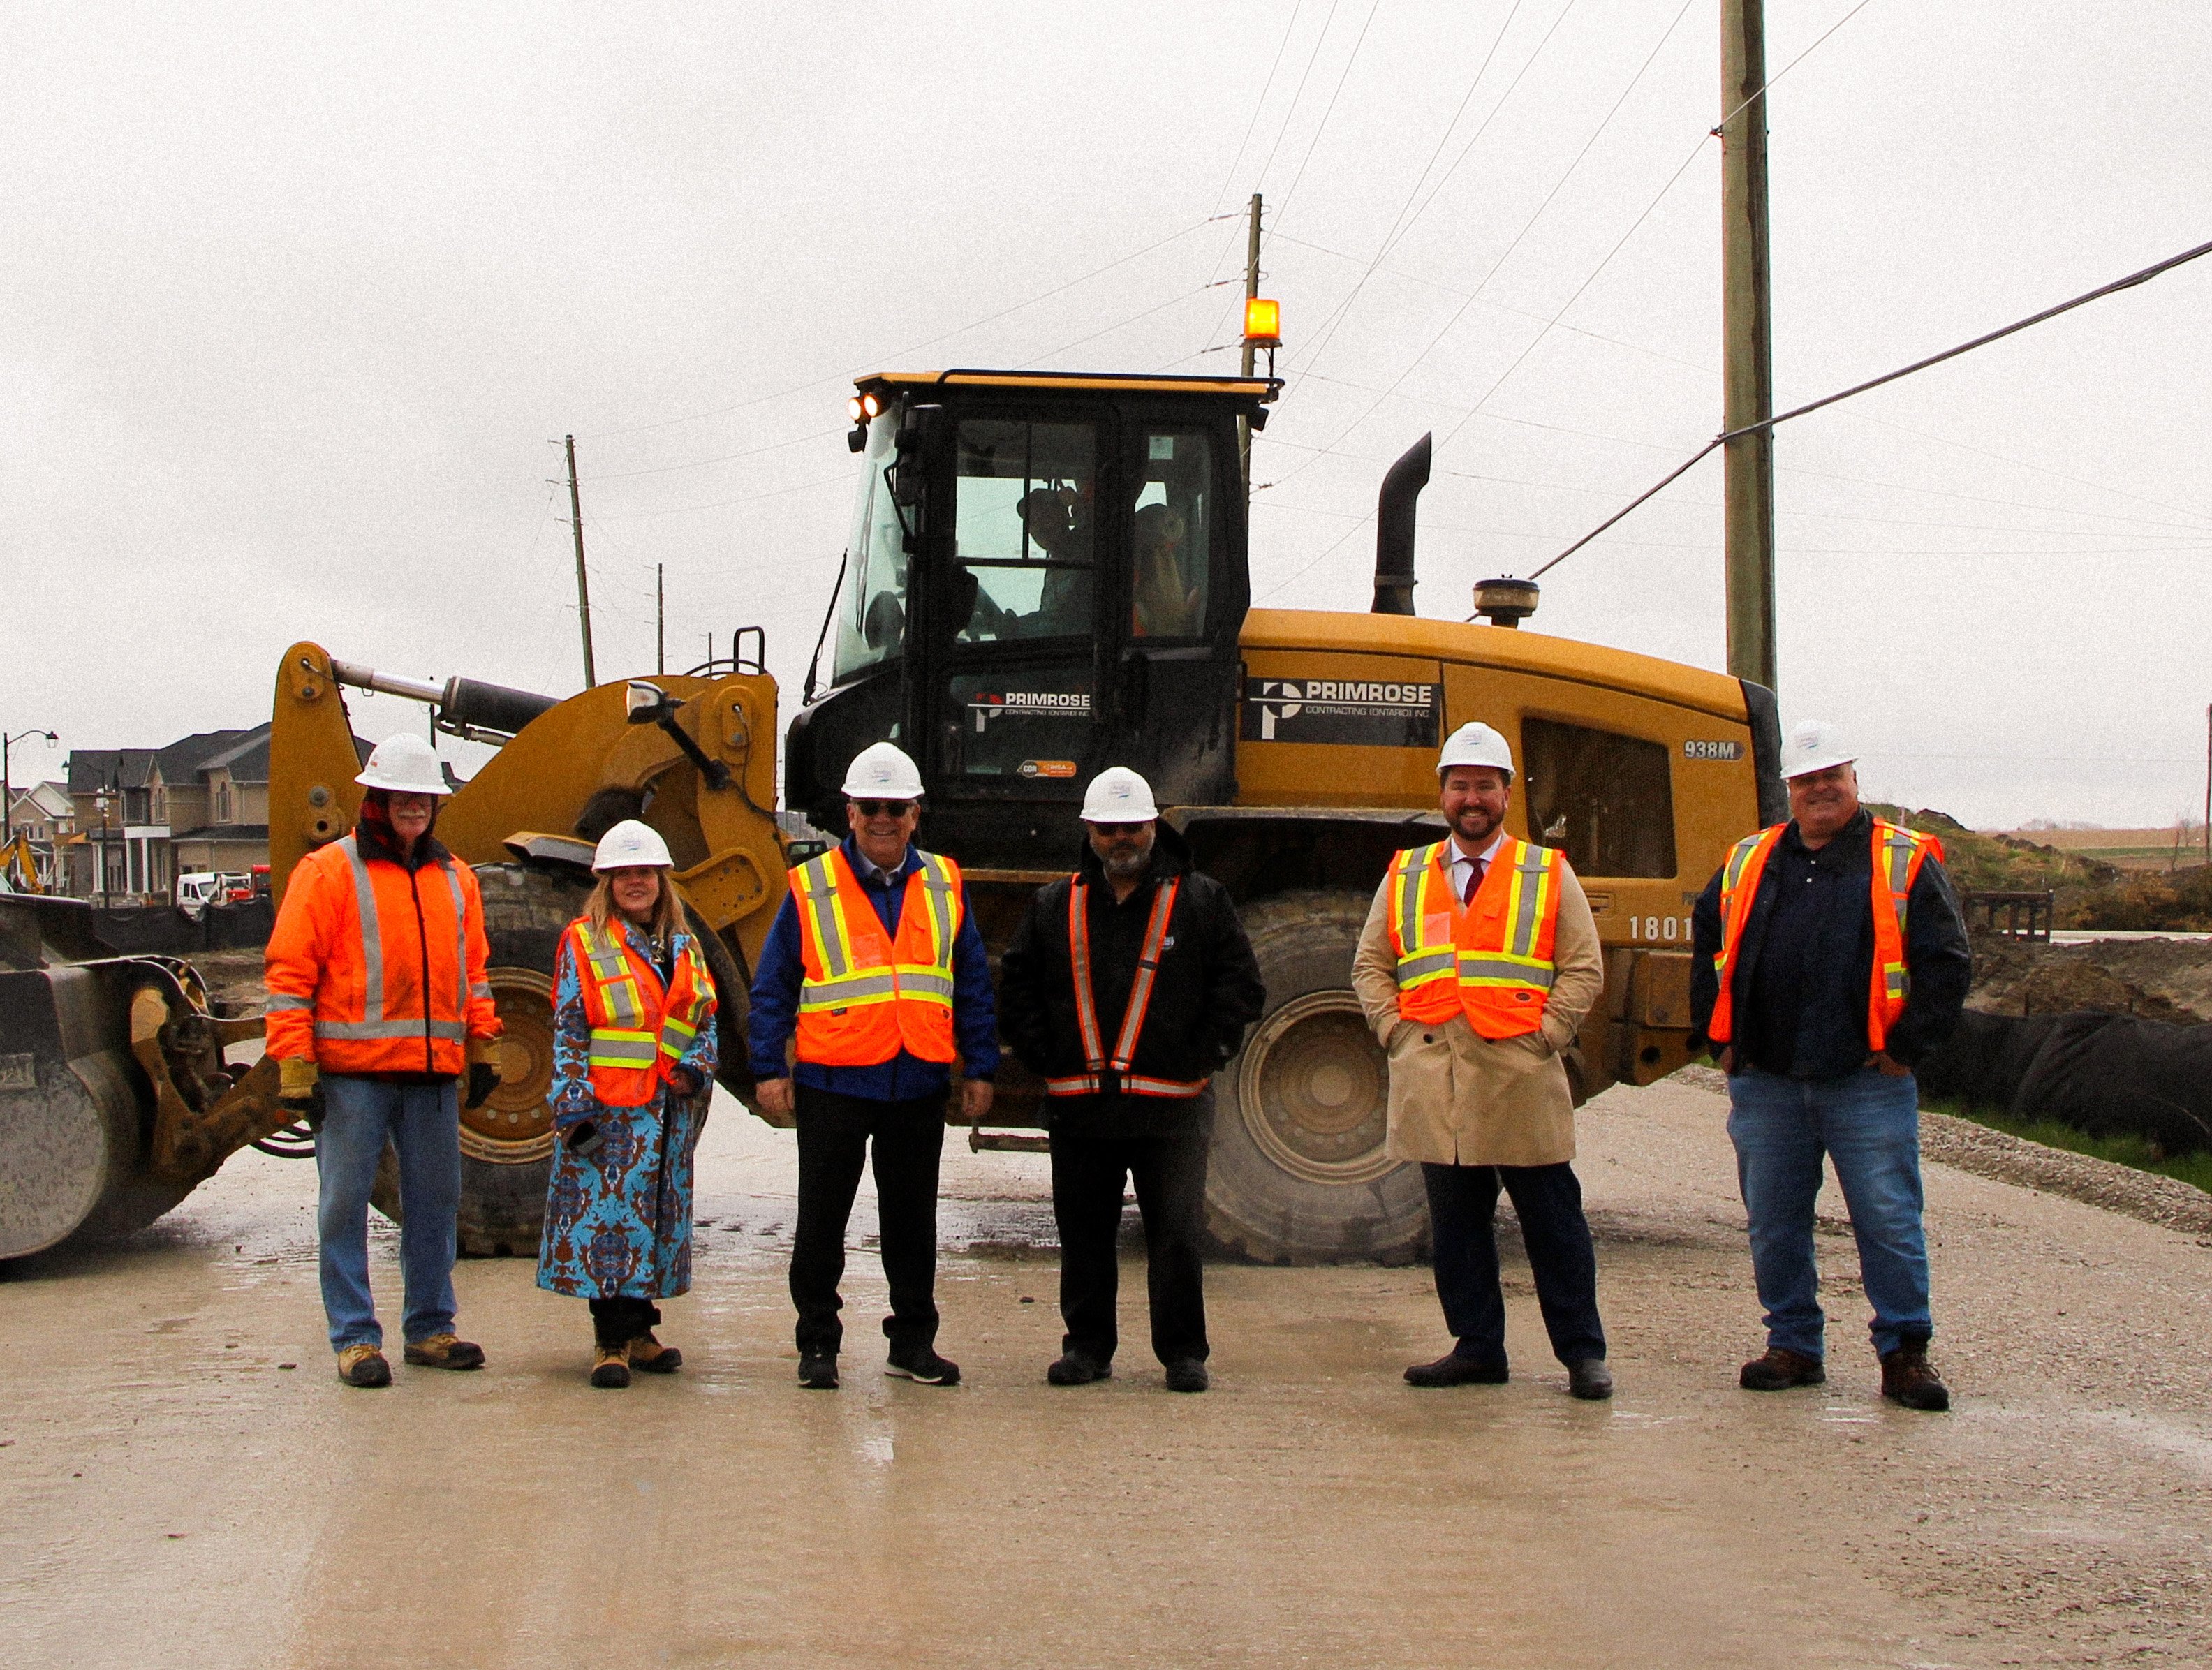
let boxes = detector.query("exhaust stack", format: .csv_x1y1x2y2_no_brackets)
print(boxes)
330,658,561,741
1371,433,1432,616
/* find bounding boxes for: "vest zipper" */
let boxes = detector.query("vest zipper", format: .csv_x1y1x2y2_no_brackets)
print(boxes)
409,865,434,1073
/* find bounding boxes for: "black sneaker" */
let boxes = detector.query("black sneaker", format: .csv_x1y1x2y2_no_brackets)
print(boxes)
885,1348,960,1386
1163,1358,1209,1394
797,1352,839,1390
1047,1351,1112,1387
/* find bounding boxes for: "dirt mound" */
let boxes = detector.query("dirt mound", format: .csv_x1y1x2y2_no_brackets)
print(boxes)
1967,927,2211,1025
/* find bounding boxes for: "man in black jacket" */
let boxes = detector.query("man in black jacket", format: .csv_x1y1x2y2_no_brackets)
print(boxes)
998,767,1265,1394
1690,719,1971,1410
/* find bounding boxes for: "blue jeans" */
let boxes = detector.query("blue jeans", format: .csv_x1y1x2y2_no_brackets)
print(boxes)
316,1074,462,1352
1725,1063,1931,1359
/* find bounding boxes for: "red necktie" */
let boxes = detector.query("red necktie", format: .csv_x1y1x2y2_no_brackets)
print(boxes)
1463,860,1484,906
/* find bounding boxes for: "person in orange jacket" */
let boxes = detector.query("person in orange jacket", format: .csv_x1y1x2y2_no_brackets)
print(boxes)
264,732,503,1388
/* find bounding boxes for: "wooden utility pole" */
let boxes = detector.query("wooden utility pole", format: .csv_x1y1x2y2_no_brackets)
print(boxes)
1239,191,1262,494
656,563,666,676
566,434,597,689
1720,0,1777,693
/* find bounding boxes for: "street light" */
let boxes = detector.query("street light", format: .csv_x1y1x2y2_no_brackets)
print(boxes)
3,727,57,844
94,782,114,909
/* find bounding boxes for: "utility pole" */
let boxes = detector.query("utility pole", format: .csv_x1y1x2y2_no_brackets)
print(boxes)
566,434,598,689
1239,191,1262,495
656,564,666,676
1720,0,1777,693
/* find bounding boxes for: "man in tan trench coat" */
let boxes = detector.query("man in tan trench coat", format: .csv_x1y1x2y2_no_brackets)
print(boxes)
1352,721,1613,1399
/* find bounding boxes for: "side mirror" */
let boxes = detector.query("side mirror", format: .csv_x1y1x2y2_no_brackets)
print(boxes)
625,681,674,725
888,403,943,510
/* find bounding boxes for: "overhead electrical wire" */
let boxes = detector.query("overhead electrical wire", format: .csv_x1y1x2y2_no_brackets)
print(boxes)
1522,235,2212,584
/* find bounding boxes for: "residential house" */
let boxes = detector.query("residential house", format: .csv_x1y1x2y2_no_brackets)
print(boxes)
4,781,75,890
64,724,369,902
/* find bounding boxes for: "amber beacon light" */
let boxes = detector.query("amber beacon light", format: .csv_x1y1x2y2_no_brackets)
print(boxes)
1244,297,1282,348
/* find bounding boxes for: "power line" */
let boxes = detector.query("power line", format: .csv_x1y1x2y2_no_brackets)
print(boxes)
1527,235,2212,582
1210,0,1309,216
1269,0,1386,226
577,219,1216,442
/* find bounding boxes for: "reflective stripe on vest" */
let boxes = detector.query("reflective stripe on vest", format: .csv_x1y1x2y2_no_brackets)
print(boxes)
1706,819,1940,1052
1045,875,1206,1099
791,848,963,1067
312,835,471,1045
1385,836,1563,1039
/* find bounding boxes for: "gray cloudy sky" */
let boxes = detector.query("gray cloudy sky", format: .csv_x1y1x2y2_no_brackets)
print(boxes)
6,1,2209,830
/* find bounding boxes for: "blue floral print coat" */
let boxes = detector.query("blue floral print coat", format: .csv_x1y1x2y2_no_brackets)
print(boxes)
536,919,718,1301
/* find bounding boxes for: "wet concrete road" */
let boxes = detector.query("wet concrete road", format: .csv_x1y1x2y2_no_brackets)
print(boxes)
4,1077,2209,1668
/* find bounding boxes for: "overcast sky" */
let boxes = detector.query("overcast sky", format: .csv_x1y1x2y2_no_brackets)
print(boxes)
6,1,2209,831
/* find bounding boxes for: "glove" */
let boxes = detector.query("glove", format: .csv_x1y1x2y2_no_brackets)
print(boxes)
278,1057,326,1132
465,1061,501,1109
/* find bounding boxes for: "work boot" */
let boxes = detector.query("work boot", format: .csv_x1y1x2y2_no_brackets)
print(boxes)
1739,1346,1826,1391
797,1351,839,1390
1404,1352,1509,1388
403,1333,486,1370
1880,1343,1951,1412
1163,1359,1209,1394
885,1347,961,1387
628,1332,682,1374
591,1341,631,1389
1566,1359,1614,1401
336,1344,390,1389
1047,1351,1112,1387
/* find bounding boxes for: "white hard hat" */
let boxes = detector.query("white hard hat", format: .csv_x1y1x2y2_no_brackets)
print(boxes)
840,741,924,801
1437,721,1514,779
1080,767,1160,823
592,818,674,871
355,732,451,795
1780,718,1857,780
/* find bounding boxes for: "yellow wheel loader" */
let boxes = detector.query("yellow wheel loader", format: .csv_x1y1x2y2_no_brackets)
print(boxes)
1,369,1778,1264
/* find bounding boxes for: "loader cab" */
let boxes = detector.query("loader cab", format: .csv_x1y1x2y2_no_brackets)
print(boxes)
788,371,1276,866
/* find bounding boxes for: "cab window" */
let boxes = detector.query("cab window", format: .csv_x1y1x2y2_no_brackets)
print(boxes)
1130,428,1212,640
831,410,911,686
951,418,1096,644
1522,718,1677,878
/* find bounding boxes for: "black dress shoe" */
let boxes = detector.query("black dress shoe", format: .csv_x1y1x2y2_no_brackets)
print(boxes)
1163,1359,1209,1394
797,1352,839,1390
1566,1358,1614,1400
1404,1352,1510,1388
1047,1351,1112,1386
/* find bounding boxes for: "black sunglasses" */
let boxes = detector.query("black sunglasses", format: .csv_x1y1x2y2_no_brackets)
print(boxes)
1089,821,1149,837
851,799,917,818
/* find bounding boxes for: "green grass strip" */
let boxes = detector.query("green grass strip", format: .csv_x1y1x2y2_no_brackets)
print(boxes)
1922,1096,2212,1195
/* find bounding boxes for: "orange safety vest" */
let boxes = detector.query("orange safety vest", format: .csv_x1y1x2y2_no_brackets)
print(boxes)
1384,837,1563,1040
565,919,716,1108
791,846,963,1067
1046,876,1207,1098
1706,818,1942,1053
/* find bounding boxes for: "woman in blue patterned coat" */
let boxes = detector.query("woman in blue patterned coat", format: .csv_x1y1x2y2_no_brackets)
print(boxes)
537,820,718,1388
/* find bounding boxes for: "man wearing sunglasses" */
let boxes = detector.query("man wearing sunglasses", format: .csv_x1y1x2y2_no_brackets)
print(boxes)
998,767,1264,1394
750,741,998,1391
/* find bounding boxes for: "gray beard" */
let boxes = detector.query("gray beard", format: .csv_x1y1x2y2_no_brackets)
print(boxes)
1102,847,1152,881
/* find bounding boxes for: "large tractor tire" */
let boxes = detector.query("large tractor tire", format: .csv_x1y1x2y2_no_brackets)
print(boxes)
371,862,753,1257
1207,889,1429,1265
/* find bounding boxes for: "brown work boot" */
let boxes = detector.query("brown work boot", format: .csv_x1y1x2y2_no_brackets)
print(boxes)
1880,1343,1951,1412
628,1332,683,1374
336,1344,391,1388
591,1341,631,1389
403,1333,486,1370
1739,1346,1825,1391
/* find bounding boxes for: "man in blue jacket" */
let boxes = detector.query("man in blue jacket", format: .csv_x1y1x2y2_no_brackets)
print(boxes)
1690,719,1970,1410
750,743,998,1391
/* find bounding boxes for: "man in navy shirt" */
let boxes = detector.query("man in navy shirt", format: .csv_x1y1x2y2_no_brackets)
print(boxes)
751,743,998,1390
1690,720,1970,1411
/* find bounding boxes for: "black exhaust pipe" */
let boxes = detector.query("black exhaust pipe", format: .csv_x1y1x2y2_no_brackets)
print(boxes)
1371,433,1431,616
